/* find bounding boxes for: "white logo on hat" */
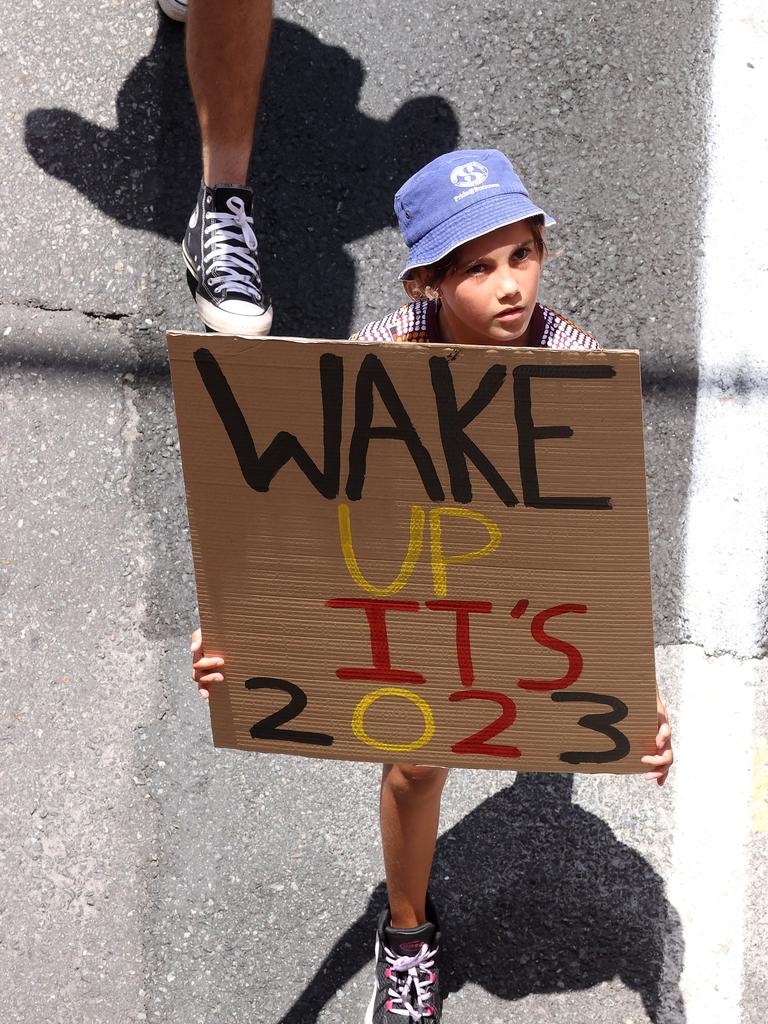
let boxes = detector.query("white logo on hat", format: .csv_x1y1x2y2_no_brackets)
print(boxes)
450,161,489,188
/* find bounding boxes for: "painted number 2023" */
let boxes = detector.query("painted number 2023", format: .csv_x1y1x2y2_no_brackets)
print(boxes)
245,678,630,764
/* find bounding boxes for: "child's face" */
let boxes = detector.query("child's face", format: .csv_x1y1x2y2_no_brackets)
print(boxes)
434,221,542,346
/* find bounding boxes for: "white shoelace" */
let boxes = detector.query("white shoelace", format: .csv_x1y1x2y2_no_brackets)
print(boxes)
203,195,263,301
384,942,437,1020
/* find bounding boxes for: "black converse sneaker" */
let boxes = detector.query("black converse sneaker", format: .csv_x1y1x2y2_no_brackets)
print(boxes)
183,181,273,337
365,901,442,1022
157,0,187,22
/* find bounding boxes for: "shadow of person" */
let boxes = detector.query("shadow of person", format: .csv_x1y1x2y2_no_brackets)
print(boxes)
276,773,684,1024
24,17,459,338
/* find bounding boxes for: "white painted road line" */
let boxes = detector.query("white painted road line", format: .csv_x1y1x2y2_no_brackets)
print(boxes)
683,0,768,657
669,650,755,1022
671,2,767,1020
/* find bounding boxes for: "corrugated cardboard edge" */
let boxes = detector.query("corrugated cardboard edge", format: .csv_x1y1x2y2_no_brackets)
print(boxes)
167,333,238,748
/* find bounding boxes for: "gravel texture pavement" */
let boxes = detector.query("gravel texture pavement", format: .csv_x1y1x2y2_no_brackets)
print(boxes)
2,2,766,1023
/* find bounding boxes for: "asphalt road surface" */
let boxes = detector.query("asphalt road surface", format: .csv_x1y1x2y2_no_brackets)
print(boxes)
2,1,767,1022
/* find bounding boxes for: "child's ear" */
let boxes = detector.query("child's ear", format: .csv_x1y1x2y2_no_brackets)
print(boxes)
403,269,433,301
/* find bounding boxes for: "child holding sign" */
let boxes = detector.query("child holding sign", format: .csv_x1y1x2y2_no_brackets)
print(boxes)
191,149,673,1024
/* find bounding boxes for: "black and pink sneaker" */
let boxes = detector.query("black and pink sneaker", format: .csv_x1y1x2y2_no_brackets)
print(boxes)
365,900,442,1023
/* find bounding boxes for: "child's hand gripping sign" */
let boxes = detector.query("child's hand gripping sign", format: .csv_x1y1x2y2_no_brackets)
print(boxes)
168,333,659,773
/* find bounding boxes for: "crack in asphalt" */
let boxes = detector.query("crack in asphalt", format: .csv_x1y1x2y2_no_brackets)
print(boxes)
4,299,132,321
663,639,768,663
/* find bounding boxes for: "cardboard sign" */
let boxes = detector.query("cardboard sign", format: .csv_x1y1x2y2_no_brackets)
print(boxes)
167,333,658,774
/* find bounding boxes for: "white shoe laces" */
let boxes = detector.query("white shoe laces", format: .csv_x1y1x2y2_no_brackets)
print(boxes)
203,195,263,302
384,942,437,1020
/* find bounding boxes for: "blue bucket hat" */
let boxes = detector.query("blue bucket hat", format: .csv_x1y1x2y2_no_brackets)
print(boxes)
395,149,555,280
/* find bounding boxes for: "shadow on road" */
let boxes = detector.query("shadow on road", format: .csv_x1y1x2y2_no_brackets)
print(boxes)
22,18,685,1024
21,10,714,650
24,16,459,338
277,774,684,1024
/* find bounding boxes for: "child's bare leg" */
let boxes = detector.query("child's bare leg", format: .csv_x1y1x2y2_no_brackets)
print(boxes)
379,763,449,928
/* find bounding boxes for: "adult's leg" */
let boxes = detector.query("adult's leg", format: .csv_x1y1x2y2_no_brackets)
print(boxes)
186,0,273,186
379,764,449,928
